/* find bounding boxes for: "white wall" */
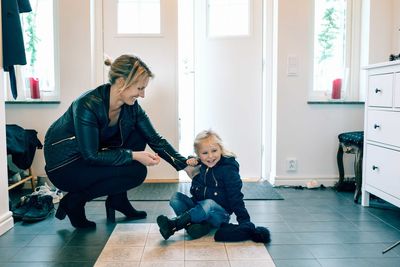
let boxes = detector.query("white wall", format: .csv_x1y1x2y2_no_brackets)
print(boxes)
5,0,92,177
368,0,394,64
393,1,400,54
0,0,14,236
3,0,398,187
274,0,364,186
0,71,13,236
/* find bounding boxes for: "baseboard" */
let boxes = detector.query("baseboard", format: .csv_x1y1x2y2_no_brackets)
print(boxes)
144,177,262,183
0,211,14,236
144,178,180,183
274,175,340,187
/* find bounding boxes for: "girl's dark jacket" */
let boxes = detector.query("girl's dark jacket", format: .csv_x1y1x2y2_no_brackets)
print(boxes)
44,84,187,173
190,156,250,224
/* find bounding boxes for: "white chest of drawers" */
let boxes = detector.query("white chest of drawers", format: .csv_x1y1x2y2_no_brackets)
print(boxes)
362,61,400,208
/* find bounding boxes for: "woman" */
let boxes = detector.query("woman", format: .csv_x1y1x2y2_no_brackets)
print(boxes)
44,54,193,228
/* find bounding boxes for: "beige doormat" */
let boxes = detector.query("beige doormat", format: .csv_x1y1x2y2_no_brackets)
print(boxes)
94,223,275,267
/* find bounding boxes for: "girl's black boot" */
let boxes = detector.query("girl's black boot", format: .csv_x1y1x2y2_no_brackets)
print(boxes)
156,212,191,240
105,192,147,222
186,222,211,239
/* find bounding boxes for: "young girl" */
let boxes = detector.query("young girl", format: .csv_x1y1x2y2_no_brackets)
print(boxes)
157,130,251,240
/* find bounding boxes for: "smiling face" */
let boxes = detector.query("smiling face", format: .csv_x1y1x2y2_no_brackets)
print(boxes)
197,137,222,168
119,76,149,105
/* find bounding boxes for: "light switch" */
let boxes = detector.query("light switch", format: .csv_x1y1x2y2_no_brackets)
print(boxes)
287,55,298,76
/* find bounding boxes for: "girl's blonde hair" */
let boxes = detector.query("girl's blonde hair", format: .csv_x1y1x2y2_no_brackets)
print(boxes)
194,130,236,157
105,54,154,91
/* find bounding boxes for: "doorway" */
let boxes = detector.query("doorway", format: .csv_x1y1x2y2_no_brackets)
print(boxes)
98,0,271,181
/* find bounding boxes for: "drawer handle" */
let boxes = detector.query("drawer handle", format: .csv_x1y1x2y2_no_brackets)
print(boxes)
374,124,381,129
375,88,382,93
372,165,379,171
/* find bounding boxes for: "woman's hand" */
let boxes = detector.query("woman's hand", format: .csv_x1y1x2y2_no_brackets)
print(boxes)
132,151,161,166
184,165,200,179
186,157,198,166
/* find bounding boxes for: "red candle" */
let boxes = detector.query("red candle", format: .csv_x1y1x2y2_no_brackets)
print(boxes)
331,78,342,99
29,77,40,99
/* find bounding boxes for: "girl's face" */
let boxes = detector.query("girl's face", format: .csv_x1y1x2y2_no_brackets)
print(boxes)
197,138,222,168
119,77,149,105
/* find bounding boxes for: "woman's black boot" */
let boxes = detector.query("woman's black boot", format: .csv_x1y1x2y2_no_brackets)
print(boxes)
105,192,147,222
156,212,191,240
55,193,96,229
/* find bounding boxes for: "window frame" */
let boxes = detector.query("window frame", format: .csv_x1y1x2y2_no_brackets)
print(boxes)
114,0,164,38
309,0,362,102
4,0,60,103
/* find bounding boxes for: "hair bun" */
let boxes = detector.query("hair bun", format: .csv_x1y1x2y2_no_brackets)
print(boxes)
104,58,112,66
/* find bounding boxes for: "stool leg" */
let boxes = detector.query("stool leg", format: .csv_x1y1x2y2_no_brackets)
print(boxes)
354,149,363,203
336,143,345,190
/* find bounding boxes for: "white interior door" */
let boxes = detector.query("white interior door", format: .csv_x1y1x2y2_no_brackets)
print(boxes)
194,0,263,179
102,0,179,179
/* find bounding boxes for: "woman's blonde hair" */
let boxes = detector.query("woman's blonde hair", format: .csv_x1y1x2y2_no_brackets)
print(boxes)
105,54,154,91
194,130,236,157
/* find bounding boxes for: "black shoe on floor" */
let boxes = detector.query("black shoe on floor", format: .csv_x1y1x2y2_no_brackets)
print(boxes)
22,195,54,222
13,195,37,220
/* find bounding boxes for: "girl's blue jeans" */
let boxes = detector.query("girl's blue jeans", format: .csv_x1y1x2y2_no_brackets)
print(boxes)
169,192,230,228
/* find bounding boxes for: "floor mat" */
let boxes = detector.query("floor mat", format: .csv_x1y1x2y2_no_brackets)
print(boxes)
94,223,275,267
95,181,284,201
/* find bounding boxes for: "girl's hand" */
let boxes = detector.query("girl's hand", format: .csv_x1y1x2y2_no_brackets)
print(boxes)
132,151,161,166
184,165,200,179
186,157,198,166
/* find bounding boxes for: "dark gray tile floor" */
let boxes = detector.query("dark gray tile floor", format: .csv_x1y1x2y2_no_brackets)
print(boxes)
1,187,400,266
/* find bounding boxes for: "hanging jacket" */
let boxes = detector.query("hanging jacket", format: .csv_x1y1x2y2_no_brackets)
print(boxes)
43,83,187,172
1,0,32,99
190,156,251,224
6,124,42,170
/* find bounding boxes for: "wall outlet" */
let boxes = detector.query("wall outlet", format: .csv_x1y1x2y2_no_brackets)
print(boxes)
286,158,297,172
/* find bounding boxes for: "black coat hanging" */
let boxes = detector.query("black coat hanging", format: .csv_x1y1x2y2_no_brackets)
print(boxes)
1,0,32,99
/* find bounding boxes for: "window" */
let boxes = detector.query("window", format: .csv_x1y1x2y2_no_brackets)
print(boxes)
3,0,59,102
311,0,361,101
207,0,250,37
117,0,161,34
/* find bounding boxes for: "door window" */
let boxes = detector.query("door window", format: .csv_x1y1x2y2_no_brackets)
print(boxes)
207,0,250,37
117,0,161,34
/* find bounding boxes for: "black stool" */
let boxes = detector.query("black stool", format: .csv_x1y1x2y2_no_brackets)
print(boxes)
336,131,364,203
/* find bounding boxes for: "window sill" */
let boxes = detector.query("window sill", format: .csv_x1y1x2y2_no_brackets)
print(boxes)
307,100,365,105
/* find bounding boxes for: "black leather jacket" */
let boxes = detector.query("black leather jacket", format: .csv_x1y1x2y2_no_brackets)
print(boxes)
44,84,187,173
190,156,250,224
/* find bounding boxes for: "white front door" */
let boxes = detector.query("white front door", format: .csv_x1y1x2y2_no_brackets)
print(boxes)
102,0,180,179
194,0,264,179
